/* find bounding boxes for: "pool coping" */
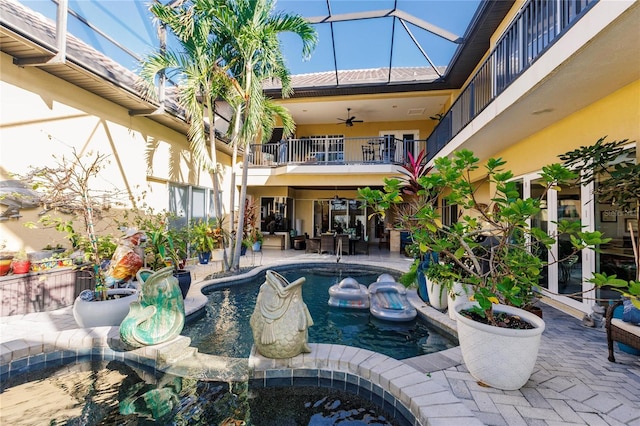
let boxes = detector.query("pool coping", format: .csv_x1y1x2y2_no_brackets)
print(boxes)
0,260,479,426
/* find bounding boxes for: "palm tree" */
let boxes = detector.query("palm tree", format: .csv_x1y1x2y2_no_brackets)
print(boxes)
139,0,316,271
137,0,231,222
211,0,316,269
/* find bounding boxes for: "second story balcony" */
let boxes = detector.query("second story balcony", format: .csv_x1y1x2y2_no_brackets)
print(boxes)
248,137,426,168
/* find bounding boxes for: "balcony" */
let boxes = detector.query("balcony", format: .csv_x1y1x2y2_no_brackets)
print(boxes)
426,0,599,162
248,137,426,168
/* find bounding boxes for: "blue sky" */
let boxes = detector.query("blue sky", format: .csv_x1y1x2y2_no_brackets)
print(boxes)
20,0,480,76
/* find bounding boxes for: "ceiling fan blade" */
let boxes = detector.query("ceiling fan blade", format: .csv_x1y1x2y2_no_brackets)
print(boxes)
352,120,364,123
349,116,356,121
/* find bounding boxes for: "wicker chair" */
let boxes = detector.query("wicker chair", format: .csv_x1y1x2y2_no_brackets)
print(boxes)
320,234,335,254
305,237,320,254
336,234,350,255
605,299,640,362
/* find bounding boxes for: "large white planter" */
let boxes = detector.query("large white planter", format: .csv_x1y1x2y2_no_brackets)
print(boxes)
425,276,447,310
447,282,472,320
454,302,545,390
73,288,139,328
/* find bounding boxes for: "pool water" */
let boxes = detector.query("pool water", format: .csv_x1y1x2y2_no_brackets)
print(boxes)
0,360,399,426
182,266,456,359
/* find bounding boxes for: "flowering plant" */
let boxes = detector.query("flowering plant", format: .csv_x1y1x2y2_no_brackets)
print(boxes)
190,218,223,253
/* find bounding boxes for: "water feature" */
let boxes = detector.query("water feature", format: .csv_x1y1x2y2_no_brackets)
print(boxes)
0,360,401,425
182,265,456,360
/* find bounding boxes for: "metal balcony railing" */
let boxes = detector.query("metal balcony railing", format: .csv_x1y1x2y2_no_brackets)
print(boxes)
426,0,598,162
248,137,427,167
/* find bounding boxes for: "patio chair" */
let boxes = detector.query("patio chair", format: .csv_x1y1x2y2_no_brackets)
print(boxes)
336,234,350,255
305,237,320,254
606,299,640,362
320,234,335,254
361,145,376,162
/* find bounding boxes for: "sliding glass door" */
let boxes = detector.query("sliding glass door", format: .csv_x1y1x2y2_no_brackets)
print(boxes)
518,173,592,312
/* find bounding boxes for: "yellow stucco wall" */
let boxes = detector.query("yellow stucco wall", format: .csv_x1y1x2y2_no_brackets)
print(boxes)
296,119,432,140
495,80,639,177
0,52,232,252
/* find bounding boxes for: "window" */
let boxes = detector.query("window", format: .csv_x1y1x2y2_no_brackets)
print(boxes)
261,197,293,233
168,183,218,229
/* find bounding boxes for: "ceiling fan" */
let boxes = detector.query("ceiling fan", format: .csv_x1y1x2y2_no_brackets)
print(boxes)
336,108,363,127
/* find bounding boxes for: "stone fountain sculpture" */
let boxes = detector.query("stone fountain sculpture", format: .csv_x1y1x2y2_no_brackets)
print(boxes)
250,270,313,358
120,266,185,348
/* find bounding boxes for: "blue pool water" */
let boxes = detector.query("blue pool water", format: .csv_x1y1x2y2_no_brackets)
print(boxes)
181,265,456,360
1,360,401,425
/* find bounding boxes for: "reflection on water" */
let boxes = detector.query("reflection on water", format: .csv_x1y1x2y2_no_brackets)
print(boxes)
183,267,456,360
1,361,398,425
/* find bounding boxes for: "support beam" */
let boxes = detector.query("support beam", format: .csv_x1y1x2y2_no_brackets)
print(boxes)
14,0,68,66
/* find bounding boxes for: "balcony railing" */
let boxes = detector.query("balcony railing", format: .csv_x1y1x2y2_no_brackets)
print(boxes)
248,137,427,167
426,0,597,162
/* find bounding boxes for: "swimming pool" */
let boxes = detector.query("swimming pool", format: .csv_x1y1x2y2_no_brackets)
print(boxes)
0,360,402,425
182,264,456,360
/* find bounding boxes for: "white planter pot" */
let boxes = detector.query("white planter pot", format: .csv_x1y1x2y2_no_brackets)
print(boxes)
447,282,472,320
210,249,225,261
73,288,139,328
454,302,545,390
425,276,447,310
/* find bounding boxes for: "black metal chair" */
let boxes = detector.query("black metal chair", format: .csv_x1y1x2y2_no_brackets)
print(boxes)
361,145,376,161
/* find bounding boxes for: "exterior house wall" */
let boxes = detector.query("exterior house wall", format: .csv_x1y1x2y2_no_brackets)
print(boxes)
0,52,232,253
496,80,639,176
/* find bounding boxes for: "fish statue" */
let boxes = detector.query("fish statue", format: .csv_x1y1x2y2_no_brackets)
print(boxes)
120,266,185,348
250,270,313,359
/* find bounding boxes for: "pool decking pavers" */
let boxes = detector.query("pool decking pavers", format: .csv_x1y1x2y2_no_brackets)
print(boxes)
1,247,639,425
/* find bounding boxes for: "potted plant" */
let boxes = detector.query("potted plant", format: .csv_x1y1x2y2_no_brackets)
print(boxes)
250,228,264,252
0,241,14,276
190,218,223,264
359,149,609,390
10,249,30,274
122,208,192,299
19,150,140,328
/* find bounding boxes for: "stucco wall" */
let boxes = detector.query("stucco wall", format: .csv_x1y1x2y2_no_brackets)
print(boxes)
0,52,232,252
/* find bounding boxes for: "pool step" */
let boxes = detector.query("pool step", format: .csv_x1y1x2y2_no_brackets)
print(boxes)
156,336,198,367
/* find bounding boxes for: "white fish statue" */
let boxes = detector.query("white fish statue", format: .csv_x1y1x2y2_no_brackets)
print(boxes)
250,270,313,358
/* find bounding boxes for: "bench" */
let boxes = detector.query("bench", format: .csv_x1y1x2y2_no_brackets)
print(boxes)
606,299,640,362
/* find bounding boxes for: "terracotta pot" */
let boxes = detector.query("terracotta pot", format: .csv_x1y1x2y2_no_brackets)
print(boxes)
0,258,12,276
11,260,30,274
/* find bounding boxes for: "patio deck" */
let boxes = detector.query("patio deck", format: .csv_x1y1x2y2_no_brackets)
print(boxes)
1,246,639,425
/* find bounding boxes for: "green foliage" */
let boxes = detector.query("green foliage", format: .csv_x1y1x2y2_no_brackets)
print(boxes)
190,218,224,253
118,208,186,270
359,148,610,326
558,137,638,305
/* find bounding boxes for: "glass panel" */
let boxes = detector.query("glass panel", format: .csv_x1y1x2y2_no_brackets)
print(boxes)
530,178,549,290
334,19,392,84
596,147,637,301
330,198,348,233
168,184,188,229
313,200,330,236
191,188,206,222
557,181,583,298
260,197,291,233
347,200,365,238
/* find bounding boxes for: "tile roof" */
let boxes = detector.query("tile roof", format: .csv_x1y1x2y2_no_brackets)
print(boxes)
262,66,445,91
